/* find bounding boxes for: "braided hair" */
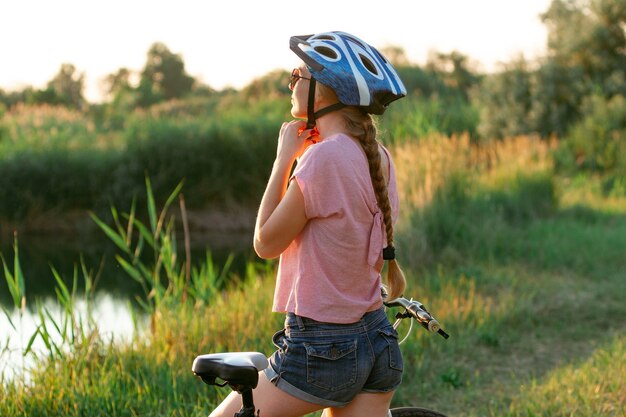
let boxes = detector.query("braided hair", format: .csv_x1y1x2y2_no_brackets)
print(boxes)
318,84,406,299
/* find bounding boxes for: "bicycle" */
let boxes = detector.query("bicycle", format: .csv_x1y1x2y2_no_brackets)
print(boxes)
192,296,450,417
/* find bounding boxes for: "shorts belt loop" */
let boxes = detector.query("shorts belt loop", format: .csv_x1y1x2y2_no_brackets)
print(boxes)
296,315,305,331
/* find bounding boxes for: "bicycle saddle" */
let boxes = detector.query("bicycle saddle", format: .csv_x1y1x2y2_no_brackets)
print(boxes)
192,352,269,389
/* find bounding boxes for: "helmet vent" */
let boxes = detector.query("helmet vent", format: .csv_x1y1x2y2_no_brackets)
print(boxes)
314,46,339,59
313,35,335,41
359,54,379,75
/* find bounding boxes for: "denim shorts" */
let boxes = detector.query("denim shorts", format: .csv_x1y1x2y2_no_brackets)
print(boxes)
263,307,403,407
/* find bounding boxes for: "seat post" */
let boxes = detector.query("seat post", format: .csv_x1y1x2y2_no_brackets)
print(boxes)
234,387,257,417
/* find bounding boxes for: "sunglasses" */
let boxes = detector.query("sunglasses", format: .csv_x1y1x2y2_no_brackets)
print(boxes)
289,68,311,90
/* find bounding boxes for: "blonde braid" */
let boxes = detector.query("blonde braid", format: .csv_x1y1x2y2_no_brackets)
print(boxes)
341,107,406,300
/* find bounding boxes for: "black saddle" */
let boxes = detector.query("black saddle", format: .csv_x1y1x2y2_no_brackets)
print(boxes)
192,352,269,389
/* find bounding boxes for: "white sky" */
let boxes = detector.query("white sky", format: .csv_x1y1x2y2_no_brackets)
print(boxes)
0,0,551,102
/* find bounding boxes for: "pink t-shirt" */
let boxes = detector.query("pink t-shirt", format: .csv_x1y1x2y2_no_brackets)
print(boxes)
272,133,399,323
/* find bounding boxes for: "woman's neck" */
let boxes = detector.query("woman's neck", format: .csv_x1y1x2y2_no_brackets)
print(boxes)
315,111,346,140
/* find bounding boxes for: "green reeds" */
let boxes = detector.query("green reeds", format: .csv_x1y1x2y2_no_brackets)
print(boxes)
1,234,99,382
1,233,28,379
91,176,187,314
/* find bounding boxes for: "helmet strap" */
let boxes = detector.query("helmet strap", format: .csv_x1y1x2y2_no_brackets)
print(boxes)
306,77,346,129
306,78,317,129
315,102,346,120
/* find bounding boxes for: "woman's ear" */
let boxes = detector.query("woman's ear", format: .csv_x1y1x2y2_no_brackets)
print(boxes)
315,83,339,108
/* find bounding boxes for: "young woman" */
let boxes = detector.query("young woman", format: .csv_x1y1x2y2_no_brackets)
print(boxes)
210,31,408,417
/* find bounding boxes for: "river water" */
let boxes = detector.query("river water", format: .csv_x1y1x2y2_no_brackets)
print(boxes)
0,228,254,379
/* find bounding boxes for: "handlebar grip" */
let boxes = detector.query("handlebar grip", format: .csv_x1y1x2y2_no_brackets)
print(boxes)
427,319,441,333
407,302,449,339
385,297,449,339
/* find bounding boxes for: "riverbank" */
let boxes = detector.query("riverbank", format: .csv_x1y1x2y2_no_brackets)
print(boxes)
0,204,257,247
0,204,258,308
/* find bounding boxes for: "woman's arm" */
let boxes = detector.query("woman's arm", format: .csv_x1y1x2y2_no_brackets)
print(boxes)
253,121,315,259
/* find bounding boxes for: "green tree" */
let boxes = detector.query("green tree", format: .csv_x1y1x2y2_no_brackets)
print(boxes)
103,67,133,100
477,0,625,139
555,94,626,174
426,51,480,101
541,0,626,95
44,63,86,109
475,57,534,139
136,42,195,107
395,64,445,98
240,69,290,102
97,67,138,130
0,88,26,109
379,45,411,66
529,60,586,137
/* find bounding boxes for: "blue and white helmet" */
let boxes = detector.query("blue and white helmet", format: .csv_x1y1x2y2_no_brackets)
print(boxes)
290,31,407,115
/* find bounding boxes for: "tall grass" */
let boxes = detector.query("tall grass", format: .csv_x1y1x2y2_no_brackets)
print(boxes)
379,96,479,143
0,98,288,222
392,134,558,268
0,104,98,152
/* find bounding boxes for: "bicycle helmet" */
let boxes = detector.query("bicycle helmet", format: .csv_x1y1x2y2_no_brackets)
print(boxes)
290,31,407,128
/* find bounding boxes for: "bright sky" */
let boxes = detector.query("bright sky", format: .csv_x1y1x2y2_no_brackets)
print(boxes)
1,0,552,103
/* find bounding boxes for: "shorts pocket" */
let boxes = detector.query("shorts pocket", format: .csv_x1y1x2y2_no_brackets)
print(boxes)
378,327,404,372
304,339,358,391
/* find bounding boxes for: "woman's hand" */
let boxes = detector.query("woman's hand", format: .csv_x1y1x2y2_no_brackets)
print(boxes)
254,120,314,259
276,120,318,163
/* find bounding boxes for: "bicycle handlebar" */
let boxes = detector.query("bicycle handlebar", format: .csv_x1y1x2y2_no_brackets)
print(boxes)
384,297,450,339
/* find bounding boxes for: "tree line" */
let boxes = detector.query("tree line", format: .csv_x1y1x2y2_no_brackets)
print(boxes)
0,0,624,173
0,42,202,111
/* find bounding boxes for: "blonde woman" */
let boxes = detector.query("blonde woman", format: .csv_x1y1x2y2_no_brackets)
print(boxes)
211,31,408,417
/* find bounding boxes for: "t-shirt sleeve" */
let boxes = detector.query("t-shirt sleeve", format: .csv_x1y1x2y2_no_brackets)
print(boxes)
291,143,343,219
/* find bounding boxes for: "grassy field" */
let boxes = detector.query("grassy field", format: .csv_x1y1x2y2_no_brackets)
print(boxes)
1,135,625,416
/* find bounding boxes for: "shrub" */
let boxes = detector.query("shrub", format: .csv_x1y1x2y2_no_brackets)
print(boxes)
555,94,626,175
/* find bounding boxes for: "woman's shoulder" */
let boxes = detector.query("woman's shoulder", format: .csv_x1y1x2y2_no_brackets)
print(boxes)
306,133,359,158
